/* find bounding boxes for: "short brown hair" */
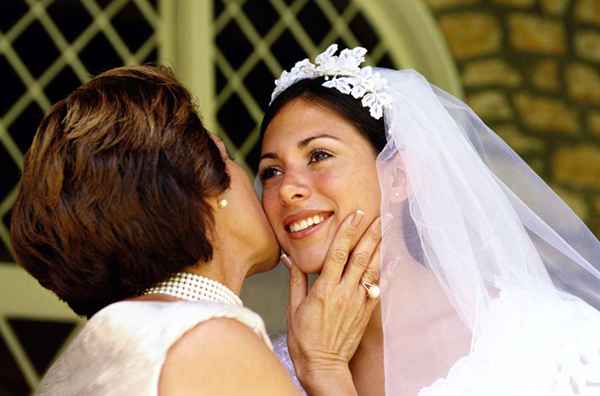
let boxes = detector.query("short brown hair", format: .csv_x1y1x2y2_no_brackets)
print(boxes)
10,65,230,318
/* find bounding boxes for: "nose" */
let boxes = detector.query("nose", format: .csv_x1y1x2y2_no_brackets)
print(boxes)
279,170,311,205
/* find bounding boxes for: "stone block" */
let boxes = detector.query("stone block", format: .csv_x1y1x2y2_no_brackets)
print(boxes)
528,157,546,175
493,0,535,7
462,59,522,87
593,196,600,214
576,31,600,63
467,91,514,120
591,219,600,239
567,63,600,105
509,13,566,54
588,112,600,136
514,93,579,134
552,185,589,220
531,60,560,92
495,124,545,153
542,0,570,15
554,145,600,189
576,0,600,25
440,13,502,59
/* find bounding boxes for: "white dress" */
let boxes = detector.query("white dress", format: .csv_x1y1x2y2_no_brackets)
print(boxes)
274,287,600,396
37,300,271,396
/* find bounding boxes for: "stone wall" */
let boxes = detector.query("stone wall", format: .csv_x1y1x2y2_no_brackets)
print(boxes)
424,0,600,234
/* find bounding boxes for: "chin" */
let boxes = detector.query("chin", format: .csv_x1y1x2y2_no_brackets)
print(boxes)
247,236,281,276
291,249,327,274
264,243,281,271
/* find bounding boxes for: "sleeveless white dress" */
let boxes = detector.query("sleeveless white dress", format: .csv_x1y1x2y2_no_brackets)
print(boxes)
37,300,271,396
274,287,600,396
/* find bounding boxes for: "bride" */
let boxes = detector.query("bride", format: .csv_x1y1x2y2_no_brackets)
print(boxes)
258,45,600,395
10,65,381,395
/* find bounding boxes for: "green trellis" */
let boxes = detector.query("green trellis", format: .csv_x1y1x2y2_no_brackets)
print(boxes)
0,0,159,260
0,0,160,392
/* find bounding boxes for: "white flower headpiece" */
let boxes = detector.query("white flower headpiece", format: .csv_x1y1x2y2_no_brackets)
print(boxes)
270,44,393,120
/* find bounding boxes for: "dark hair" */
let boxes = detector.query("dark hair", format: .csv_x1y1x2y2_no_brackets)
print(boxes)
259,77,386,154
10,65,230,318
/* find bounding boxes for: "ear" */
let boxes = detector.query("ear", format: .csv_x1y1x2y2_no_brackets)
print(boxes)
207,195,221,211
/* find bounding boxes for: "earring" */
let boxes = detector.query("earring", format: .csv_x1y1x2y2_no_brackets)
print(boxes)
218,198,228,208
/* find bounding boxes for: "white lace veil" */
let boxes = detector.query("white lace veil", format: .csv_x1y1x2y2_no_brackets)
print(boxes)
376,68,600,394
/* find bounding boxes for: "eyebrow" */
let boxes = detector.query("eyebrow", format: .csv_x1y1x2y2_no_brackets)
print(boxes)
259,134,341,163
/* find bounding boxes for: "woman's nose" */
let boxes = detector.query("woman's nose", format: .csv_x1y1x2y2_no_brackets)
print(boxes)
279,172,311,205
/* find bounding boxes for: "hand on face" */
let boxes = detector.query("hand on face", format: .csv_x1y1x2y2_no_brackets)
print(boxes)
284,211,382,392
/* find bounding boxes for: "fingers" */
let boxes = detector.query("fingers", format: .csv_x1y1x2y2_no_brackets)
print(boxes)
320,210,366,283
342,217,382,287
285,254,308,317
360,244,381,288
355,248,381,329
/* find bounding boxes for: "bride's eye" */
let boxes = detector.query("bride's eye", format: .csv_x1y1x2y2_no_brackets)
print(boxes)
308,149,333,164
259,166,282,182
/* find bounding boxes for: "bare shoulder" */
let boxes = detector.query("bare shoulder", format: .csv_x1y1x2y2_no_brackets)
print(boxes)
159,317,300,396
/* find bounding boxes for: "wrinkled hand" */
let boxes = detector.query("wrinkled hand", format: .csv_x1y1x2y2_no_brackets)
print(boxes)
284,211,381,394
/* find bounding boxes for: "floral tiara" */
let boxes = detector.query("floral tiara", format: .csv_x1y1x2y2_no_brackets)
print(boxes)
269,44,393,120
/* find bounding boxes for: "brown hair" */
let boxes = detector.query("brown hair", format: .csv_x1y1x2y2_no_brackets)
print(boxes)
10,65,230,318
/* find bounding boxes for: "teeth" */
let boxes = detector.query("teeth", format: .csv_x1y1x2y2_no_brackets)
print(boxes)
289,214,325,233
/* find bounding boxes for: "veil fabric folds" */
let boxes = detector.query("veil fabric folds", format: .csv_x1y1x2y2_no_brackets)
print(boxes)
376,69,600,395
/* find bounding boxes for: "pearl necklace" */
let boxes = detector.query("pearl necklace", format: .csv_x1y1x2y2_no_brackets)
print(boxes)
143,272,243,307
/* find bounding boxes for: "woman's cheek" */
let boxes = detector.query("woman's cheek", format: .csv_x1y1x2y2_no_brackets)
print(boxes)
261,193,281,237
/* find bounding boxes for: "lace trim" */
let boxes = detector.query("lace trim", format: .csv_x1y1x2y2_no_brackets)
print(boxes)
270,44,393,120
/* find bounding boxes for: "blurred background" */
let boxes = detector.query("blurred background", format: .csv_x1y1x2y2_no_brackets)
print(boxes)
0,0,598,394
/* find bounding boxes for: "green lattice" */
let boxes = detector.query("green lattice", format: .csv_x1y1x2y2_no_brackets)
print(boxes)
0,0,159,392
0,0,159,262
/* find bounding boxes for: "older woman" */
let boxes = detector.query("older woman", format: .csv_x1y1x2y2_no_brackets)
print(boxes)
10,65,380,395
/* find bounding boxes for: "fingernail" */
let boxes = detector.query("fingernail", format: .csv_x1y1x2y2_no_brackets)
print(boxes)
351,209,365,226
280,253,292,269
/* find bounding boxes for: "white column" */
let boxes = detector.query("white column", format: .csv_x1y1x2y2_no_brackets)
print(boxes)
160,0,217,132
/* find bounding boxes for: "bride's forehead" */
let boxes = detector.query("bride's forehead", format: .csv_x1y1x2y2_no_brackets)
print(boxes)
264,112,360,143
271,98,349,126
262,126,359,154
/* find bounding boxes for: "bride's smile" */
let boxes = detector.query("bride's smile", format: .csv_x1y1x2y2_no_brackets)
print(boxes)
259,99,382,274
284,210,333,238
